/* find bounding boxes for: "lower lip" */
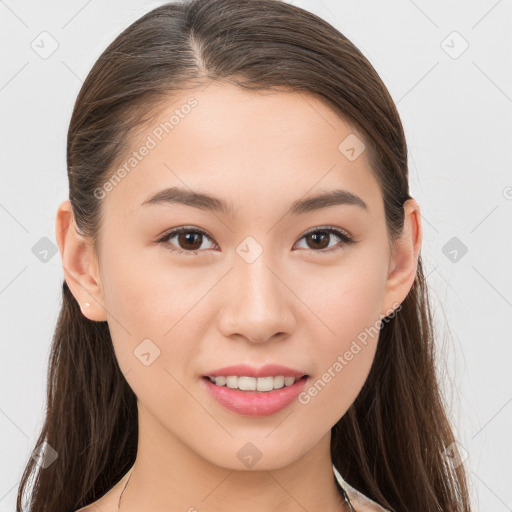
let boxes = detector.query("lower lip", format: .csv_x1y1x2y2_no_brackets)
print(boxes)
201,376,309,417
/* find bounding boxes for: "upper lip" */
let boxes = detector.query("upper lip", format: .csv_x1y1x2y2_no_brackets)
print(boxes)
204,364,308,379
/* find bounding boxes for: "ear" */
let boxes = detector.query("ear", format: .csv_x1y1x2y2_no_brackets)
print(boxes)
380,198,423,317
55,200,107,321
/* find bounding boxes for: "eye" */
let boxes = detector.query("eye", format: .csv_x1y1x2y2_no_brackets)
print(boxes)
157,225,355,256
293,226,355,255
157,227,217,256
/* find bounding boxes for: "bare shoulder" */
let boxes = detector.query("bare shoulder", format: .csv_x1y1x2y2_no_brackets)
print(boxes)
73,468,132,512
73,499,115,512
73,483,123,512
74,505,97,512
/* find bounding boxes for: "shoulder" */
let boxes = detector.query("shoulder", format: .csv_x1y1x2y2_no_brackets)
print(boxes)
72,483,122,512
73,500,117,512
73,501,115,512
73,467,132,512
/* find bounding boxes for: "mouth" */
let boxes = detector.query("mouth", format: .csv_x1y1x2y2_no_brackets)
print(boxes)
200,373,310,417
202,374,309,392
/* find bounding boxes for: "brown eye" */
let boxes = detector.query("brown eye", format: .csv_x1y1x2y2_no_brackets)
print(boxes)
158,227,216,255
304,231,330,250
294,227,354,254
177,231,203,250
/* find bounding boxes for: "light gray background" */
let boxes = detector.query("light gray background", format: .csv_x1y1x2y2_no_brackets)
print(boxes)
1,1,511,511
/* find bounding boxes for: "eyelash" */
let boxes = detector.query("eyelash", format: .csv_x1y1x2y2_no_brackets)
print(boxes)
156,226,355,256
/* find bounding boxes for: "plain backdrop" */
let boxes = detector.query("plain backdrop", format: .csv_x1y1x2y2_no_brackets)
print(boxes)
1,1,511,511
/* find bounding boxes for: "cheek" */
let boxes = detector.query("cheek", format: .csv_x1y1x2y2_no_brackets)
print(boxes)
100,238,194,333
298,340,377,433
296,281,380,432
293,246,387,342
291,253,386,426
98,242,203,379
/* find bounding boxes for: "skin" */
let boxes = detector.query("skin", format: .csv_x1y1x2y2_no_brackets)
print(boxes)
56,82,422,512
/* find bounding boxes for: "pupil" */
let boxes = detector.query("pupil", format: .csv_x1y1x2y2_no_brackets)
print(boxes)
179,232,201,250
308,232,328,249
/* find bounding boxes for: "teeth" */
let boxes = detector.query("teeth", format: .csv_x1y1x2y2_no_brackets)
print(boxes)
208,375,301,391
214,376,227,387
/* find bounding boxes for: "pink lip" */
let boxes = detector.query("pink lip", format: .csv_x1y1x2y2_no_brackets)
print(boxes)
201,374,310,418
204,364,308,379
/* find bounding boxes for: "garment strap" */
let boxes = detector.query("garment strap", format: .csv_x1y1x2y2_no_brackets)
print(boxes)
334,474,357,511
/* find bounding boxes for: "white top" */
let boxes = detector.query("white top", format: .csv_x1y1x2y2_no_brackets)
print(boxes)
333,464,390,511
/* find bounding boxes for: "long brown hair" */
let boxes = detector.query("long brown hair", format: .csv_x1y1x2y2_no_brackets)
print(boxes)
17,1,471,510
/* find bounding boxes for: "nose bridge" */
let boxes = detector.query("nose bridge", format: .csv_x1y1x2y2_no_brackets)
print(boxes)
238,253,280,309
234,233,281,302
218,244,294,343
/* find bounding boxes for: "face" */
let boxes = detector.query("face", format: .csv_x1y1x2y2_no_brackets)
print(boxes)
60,82,417,471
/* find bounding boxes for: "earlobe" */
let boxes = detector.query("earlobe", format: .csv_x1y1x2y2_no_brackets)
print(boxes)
55,200,107,322
380,198,423,317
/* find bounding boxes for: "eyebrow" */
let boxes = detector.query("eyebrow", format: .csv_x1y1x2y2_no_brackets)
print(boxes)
141,186,368,216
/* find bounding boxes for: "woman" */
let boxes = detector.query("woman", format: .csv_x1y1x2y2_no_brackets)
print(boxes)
16,0,472,511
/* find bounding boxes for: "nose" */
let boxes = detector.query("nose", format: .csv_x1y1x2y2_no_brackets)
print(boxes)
216,253,296,344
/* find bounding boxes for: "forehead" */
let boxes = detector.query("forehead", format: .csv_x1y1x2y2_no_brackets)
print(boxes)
100,82,382,219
